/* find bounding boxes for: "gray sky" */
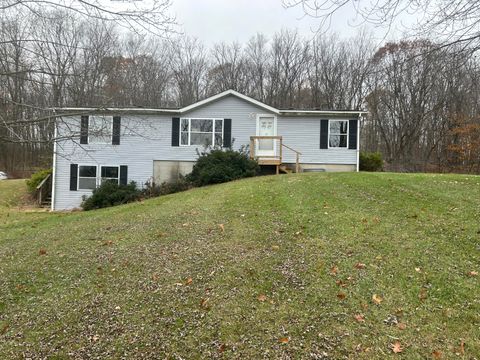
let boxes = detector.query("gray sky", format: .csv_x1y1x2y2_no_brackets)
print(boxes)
171,0,410,45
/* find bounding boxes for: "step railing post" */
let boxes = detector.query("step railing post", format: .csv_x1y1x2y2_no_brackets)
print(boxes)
250,137,254,159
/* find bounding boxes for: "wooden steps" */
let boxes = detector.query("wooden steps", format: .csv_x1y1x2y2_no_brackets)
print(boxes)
250,136,302,175
279,165,293,174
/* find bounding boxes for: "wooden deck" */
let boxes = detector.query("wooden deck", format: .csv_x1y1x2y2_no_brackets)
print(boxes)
250,136,302,174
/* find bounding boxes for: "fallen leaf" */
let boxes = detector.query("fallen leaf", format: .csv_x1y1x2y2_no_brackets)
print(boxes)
355,262,366,269
372,294,383,305
354,314,365,322
337,292,346,300
468,271,478,277
432,350,442,359
218,223,225,232
330,266,338,275
415,267,421,273
152,273,159,281
39,248,47,255
200,298,209,309
397,322,407,330
103,240,113,246
458,341,465,355
279,337,289,344
391,341,402,353
336,279,347,287
218,344,226,353
419,288,428,301
185,277,193,285
0,323,9,335
258,294,267,302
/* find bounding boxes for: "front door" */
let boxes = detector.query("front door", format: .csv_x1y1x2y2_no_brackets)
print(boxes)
256,115,276,157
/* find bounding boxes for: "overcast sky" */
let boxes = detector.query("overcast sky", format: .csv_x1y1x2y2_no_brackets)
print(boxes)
171,0,410,45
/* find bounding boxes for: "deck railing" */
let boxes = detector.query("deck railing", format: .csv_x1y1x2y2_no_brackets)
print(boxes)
250,136,302,173
35,173,52,206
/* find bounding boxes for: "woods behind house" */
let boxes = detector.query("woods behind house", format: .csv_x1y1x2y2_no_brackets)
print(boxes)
1,10,480,175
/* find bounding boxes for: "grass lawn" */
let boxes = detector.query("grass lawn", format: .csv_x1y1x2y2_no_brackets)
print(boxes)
0,173,479,358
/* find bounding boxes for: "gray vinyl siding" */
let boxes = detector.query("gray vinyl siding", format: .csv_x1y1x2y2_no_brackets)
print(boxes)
278,117,357,164
52,95,357,210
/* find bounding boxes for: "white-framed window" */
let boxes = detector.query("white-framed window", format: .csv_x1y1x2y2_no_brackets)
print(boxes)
89,116,113,144
329,120,348,148
78,165,97,190
180,118,223,146
100,166,119,185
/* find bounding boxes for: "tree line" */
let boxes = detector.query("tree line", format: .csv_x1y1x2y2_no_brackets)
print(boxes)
1,10,479,175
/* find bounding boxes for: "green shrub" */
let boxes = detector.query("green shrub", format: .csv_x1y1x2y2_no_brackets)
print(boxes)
187,148,259,186
143,177,192,198
360,151,383,171
81,181,141,211
26,168,52,194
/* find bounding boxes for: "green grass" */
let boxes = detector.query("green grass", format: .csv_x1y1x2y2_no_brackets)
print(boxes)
0,173,479,358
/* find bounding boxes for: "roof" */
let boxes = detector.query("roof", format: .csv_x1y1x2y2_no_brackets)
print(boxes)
52,90,368,117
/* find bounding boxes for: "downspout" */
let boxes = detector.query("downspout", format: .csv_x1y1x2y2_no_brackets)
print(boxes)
51,110,57,211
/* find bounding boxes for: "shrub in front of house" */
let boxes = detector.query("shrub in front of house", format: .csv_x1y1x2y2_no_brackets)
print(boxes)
26,168,52,194
359,151,383,171
186,148,259,186
142,176,192,198
81,181,141,211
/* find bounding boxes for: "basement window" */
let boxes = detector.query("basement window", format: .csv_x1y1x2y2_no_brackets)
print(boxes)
329,120,348,148
78,165,97,190
180,118,223,146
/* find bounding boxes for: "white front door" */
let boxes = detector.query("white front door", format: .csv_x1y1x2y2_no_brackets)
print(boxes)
256,115,276,156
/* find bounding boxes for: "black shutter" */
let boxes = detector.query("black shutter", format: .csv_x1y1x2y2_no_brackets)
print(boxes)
120,165,128,185
348,119,358,150
172,117,180,146
70,164,78,191
80,116,89,144
223,118,232,148
112,116,121,145
320,119,329,149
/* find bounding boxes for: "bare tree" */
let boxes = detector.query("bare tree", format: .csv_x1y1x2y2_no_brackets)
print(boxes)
208,42,250,95
170,37,209,106
284,0,480,50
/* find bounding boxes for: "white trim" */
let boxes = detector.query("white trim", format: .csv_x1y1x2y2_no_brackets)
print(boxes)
280,110,368,115
179,117,224,147
255,114,278,157
51,120,57,211
87,115,114,145
51,90,368,118
77,164,98,191
327,120,349,149
356,117,361,172
180,90,280,115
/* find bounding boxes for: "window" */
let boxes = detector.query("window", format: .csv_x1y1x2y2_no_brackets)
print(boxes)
100,166,119,184
89,116,113,144
180,118,223,146
78,165,97,190
329,120,348,148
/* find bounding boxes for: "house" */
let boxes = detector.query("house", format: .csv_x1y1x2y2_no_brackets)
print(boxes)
51,90,366,210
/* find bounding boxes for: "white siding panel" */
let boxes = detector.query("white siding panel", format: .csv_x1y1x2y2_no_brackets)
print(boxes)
278,117,357,164
53,95,357,210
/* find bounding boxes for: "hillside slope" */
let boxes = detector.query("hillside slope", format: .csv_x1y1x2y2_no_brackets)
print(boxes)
0,173,479,358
